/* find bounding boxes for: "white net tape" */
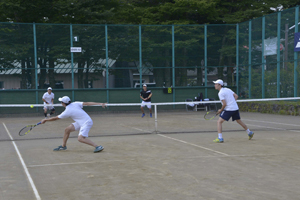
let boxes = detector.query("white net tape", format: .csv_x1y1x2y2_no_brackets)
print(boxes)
0,97,300,107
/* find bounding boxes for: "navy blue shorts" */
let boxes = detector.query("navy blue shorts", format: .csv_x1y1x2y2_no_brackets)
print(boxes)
219,110,240,121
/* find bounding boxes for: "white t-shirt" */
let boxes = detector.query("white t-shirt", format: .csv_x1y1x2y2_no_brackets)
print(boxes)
218,87,239,111
58,102,92,126
42,92,54,104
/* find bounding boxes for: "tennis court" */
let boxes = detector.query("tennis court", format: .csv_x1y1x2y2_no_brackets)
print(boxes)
1,111,300,200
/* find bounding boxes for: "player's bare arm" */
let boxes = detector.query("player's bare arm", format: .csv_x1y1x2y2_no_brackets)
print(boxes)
41,116,60,124
83,102,107,108
217,100,226,114
233,93,238,101
140,95,145,101
146,93,152,100
42,98,48,104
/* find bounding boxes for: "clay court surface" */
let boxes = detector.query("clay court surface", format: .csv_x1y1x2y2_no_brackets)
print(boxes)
1,111,300,200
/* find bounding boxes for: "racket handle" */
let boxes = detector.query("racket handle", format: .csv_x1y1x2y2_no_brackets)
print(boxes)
37,122,42,125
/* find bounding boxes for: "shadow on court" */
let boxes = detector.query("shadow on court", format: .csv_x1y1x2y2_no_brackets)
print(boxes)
1,112,300,200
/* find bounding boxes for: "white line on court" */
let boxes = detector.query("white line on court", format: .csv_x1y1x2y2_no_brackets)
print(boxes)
185,154,277,159
122,124,229,156
243,118,300,127
27,160,122,168
120,123,151,132
2,123,41,200
28,161,98,167
157,134,229,156
246,123,300,132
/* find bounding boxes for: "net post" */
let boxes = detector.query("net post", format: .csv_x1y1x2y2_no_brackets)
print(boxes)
154,104,158,133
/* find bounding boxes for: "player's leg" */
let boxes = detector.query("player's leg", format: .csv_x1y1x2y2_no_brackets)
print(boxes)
236,119,248,130
148,103,152,117
78,135,97,147
233,110,254,139
53,123,76,151
50,107,55,116
43,106,48,118
62,124,75,147
214,110,230,143
77,120,104,152
214,117,225,142
141,102,146,117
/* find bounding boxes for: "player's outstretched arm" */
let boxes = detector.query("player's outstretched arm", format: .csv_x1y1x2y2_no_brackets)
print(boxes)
83,102,107,108
41,116,60,124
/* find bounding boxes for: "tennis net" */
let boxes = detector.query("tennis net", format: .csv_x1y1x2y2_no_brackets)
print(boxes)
1,97,300,141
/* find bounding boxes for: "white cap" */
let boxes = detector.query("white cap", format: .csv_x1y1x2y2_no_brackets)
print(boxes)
143,84,147,87
47,87,52,90
213,79,224,86
58,96,71,103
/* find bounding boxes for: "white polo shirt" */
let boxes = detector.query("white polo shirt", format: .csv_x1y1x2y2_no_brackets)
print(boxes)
42,92,54,104
58,102,92,126
218,87,239,111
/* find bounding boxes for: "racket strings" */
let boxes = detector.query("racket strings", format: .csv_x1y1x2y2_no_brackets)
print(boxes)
19,125,35,136
204,112,218,120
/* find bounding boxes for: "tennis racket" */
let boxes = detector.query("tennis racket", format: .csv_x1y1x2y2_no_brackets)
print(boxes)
19,122,41,136
204,111,218,120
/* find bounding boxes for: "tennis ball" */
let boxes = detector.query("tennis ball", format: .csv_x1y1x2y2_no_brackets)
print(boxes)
30,105,34,108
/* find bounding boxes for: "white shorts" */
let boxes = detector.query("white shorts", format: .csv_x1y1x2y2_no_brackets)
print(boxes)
141,101,151,109
72,120,93,137
43,103,54,110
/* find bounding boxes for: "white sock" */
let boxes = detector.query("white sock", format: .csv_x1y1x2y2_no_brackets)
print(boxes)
246,129,251,134
218,133,223,139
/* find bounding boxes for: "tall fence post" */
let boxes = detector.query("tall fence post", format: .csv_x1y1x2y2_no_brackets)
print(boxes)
204,24,207,98
277,12,281,98
236,23,239,96
248,20,252,98
262,16,265,98
172,25,175,103
294,6,299,97
139,25,142,96
105,24,109,103
33,23,38,108
70,24,74,101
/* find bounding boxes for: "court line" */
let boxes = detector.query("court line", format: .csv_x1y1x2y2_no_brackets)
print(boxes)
185,154,277,158
246,123,299,131
120,123,152,133
2,123,41,200
28,160,122,168
243,118,300,127
157,134,229,156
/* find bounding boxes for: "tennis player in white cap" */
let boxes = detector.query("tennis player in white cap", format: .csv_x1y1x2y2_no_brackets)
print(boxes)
41,96,107,153
42,87,55,118
213,79,254,143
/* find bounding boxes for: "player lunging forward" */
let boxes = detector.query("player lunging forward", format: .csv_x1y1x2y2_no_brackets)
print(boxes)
41,96,106,153
213,79,254,143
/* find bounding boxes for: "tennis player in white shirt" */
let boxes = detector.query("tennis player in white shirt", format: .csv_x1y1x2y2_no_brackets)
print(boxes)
41,96,107,153
42,87,55,118
213,79,254,143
